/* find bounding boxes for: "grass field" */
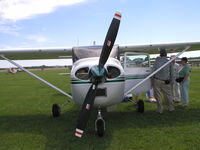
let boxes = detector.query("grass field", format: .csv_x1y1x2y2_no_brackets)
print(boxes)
1,68,200,150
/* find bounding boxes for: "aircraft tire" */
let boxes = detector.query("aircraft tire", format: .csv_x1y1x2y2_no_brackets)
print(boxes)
52,104,61,117
96,119,105,137
137,99,144,113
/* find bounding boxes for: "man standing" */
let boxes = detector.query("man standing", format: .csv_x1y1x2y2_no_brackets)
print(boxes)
171,56,181,103
153,49,174,113
177,57,190,107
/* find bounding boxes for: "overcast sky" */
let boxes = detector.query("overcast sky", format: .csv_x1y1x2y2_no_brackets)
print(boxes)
1,0,200,68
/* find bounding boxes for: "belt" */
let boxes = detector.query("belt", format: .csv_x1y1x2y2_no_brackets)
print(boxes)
154,77,165,81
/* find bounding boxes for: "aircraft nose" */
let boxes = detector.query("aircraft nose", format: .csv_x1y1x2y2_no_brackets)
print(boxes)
90,65,107,80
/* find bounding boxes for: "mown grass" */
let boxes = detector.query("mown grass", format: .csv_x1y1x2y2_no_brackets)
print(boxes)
0,68,200,150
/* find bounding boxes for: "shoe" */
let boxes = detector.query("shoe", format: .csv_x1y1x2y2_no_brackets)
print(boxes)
149,98,157,102
156,110,163,114
182,104,188,107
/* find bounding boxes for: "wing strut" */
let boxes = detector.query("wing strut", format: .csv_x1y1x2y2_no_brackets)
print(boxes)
124,46,190,96
0,55,72,100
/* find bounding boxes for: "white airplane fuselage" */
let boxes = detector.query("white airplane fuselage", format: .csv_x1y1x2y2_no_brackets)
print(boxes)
71,57,125,107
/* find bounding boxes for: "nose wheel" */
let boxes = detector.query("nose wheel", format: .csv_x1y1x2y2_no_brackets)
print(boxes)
95,109,105,137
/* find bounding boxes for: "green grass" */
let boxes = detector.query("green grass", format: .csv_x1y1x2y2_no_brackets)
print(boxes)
1,68,200,150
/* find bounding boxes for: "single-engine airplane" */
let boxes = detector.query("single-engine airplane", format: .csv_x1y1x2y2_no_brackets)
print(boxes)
1,12,200,138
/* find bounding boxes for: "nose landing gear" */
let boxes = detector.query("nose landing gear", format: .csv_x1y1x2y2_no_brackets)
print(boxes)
95,109,105,137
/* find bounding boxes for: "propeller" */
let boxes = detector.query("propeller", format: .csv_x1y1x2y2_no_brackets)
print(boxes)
75,12,122,138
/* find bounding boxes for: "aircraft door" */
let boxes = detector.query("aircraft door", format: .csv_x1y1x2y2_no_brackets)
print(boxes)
123,52,152,95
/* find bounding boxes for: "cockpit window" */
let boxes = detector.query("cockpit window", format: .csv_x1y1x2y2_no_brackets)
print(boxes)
75,67,90,80
126,54,149,68
107,66,120,79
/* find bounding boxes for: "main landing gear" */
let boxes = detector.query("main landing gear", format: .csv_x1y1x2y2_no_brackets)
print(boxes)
52,100,71,117
95,109,105,137
136,99,144,113
52,104,61,117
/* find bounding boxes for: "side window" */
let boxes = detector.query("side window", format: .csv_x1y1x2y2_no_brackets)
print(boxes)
125,54,150,68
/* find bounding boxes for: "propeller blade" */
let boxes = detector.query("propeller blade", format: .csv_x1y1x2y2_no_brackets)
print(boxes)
99,12,122,68
75,82,98,138
75,12,122,138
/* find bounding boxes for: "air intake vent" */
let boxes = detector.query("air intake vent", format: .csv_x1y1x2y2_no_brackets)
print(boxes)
75,67,90,80
107,66,120,79
96,88,107,97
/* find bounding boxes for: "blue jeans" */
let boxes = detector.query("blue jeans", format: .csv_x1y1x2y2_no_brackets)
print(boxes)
180,80,189,104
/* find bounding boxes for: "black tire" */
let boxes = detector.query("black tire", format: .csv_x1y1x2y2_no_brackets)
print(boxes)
137,99,144,113
96,119,105,137
52,104,61,117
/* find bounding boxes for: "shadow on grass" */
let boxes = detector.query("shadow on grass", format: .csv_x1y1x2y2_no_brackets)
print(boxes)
0,104,200,150
0,104,112,150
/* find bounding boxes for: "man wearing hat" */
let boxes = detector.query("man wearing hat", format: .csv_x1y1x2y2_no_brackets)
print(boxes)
152,49,174,113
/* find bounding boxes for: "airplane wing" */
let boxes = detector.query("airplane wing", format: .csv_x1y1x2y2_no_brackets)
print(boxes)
1,41,200,101
119,41,200,54
1,41,200,60
0,47,72,60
